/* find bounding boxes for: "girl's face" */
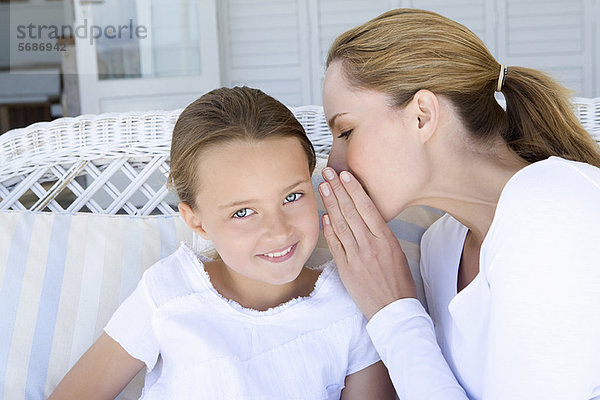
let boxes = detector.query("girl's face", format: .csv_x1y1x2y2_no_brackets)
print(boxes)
188,137,319,287
321,61,428,221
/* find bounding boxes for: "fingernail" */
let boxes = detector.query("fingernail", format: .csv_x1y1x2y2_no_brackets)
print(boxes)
323,214,330,225
323,168,335,181
340,171,351,183
320,182,330,197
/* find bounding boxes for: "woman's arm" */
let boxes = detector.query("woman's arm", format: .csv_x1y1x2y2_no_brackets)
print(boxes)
49,333,144,400
319,169,467,399
341,361,396,400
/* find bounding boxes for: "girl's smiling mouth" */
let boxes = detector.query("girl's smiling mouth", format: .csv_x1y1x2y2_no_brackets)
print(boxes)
258,242,298,263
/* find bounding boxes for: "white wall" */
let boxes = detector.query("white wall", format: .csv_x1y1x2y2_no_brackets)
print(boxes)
218,0,600,106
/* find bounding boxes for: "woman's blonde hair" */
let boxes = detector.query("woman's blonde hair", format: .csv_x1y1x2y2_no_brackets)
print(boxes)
168,86,316,209
327,8,600,167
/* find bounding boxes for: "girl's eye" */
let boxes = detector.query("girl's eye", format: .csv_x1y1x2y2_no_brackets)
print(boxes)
233,208,255,218
337,129,352,140
284,193,303,203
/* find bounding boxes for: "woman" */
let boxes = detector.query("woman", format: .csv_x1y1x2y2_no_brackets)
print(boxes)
318,8,600,400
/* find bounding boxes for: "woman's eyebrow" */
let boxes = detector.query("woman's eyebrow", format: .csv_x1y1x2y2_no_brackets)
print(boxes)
327,112,348,129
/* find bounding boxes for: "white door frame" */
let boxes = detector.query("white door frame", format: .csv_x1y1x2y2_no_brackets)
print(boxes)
73,0,220,114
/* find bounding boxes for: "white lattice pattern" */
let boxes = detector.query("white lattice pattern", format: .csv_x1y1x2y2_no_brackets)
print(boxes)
0,107,332,215
1,100,599,215
572,97,600,141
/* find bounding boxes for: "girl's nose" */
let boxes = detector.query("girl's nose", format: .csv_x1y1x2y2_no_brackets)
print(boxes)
264,210,292,240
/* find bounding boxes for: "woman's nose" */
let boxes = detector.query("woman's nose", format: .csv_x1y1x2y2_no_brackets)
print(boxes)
326,143,349,174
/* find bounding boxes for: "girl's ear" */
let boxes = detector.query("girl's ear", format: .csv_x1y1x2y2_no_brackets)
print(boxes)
410,89,439,144
178,202,210,240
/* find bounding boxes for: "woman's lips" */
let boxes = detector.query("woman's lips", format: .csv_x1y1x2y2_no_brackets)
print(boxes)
257,242,298,263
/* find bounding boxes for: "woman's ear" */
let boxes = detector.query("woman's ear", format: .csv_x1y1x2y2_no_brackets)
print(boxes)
411,89,439,144
179,202,210,240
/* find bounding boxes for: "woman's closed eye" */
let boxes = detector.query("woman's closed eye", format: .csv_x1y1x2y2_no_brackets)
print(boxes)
337,129,352,140
232,208,255,218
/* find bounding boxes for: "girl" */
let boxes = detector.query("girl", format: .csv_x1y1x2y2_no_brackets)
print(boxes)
49,87,395,399
318,8,600,400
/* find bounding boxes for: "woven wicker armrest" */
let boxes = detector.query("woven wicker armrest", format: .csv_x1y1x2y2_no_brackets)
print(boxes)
0,107,332,215
572,97,600,142
2,98,597,215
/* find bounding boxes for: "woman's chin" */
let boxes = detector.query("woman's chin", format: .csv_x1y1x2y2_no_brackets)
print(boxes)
371,197,404,223
386,202,418,224
358,181,408,222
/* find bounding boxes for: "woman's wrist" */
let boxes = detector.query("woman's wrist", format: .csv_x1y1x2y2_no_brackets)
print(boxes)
367,297,422,324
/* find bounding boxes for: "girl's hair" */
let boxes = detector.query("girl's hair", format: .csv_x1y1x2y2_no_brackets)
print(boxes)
327,8,600,167
168,86,316,209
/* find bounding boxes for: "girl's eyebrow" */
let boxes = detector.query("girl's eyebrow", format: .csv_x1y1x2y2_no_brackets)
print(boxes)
219,178,310,210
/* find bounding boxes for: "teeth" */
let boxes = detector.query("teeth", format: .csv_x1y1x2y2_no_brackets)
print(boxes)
263,244,293,258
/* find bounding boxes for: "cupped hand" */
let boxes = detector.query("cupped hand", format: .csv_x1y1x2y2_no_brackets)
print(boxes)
319,167,417,320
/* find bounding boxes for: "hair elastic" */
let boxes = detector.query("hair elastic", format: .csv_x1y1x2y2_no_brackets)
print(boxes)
496,64,508,92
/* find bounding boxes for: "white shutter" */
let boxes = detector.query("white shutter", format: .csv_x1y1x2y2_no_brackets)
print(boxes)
220,0,403,105
593,0,599,95
310,0,402,104
218,0,311,106
409,0,491,47
218,0,598,106
498,0,594,96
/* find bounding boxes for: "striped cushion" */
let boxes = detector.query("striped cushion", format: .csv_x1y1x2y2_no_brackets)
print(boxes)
0,211,193,400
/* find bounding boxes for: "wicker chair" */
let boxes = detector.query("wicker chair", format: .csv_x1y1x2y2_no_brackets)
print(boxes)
0,106,331,215
573,97,600,140
1,99,599,215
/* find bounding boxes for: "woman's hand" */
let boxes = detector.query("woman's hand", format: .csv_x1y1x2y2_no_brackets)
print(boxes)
319,167,417,320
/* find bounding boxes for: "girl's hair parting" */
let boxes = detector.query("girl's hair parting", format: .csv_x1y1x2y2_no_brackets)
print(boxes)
327,8,600,167
168,86,316,209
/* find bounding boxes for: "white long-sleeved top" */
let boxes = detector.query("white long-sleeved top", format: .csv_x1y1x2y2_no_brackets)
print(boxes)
367,157,600,399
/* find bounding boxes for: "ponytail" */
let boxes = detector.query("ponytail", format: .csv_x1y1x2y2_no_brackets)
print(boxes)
501,67,600,167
